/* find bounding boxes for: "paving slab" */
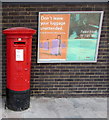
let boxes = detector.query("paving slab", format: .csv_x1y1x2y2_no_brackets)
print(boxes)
1,97,107,118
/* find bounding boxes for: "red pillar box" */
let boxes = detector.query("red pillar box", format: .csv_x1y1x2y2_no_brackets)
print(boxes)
3,27,36,111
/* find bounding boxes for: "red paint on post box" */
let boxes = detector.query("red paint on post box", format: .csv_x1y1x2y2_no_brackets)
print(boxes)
3,27,36,91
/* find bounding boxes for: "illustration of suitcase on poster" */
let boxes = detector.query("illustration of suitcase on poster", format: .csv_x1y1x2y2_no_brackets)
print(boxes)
43,41,49,50
51,39,61,56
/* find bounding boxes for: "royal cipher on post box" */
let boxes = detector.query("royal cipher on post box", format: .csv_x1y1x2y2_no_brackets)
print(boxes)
3,27,36,111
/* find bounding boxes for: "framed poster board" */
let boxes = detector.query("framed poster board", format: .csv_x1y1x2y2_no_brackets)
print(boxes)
38,11,104,63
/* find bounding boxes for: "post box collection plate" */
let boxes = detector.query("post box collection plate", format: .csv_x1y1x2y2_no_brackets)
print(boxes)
16,49,24,61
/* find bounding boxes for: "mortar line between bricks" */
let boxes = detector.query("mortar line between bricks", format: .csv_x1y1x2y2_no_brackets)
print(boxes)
31,88,107,91
31,77,107,80
31,80,108,82
31,86,108,88
31,92,108,94
31,90,108,92
31,70,106,76
31,83,108,85
33,75,107,76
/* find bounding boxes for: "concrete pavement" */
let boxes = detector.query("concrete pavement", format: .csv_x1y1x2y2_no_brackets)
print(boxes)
1,97,107,118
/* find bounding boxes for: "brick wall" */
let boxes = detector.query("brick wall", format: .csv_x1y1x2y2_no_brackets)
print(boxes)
2,2,109,97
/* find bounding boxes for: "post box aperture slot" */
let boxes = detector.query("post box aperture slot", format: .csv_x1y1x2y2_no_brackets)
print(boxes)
14,42,26,45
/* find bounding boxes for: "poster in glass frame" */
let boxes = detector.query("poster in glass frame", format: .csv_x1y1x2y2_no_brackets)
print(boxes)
37,11,104,63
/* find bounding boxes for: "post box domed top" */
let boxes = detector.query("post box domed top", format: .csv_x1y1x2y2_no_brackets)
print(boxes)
3,27,36,35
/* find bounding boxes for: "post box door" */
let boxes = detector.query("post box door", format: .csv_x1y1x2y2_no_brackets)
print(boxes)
11,40,30,91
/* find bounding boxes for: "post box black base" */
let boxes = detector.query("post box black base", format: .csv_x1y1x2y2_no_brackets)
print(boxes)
6,88,30,111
